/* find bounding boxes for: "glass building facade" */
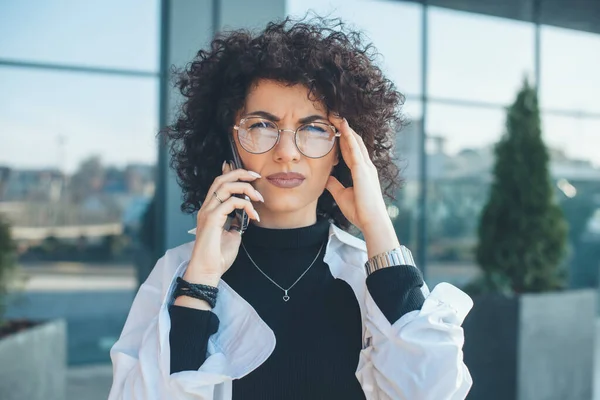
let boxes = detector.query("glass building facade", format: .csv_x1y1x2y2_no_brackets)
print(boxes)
1,0,599,368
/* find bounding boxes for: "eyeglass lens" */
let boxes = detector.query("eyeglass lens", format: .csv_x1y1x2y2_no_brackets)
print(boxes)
237,118,337,158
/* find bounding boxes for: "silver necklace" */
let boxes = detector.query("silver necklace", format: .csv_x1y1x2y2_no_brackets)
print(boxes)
241,241,325,302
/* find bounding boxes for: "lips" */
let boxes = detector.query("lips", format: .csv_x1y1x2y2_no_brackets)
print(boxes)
266,172,305,188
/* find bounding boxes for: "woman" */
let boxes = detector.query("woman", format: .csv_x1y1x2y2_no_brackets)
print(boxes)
109,17,473,400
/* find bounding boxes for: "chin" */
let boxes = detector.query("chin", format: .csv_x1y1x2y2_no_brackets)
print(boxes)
266,196,313,213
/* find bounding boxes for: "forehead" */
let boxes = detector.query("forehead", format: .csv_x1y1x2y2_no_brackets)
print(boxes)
244,79,326,115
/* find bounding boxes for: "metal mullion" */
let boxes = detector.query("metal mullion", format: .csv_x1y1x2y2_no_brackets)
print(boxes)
156,0,170,260
418,1,429,279
0,58,158,78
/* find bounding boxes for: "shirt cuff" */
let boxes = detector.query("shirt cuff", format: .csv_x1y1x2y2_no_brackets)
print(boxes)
169,305,220,374
366,265,426,324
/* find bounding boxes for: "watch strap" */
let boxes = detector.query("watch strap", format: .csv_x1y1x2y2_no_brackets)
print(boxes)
365,246,416,275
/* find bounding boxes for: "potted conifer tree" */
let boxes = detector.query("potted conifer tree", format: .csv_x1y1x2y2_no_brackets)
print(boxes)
0,215,67,400
462,81,596,400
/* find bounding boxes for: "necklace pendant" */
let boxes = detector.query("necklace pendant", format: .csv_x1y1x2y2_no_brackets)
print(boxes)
242,241,324,304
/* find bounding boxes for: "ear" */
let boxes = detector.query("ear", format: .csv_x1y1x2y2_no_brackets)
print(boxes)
329,152,339,175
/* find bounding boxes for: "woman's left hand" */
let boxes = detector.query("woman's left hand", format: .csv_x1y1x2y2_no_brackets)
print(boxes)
325,116,390,234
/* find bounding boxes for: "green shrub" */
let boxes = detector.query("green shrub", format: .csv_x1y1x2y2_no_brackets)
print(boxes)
474,80,568,294
0,215,17,325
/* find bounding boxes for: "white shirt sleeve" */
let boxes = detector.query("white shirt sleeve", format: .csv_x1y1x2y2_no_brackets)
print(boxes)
356,282,474,400
107,253,230,400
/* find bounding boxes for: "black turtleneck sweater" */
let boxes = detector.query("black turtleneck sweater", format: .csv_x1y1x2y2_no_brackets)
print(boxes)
169,218,425,399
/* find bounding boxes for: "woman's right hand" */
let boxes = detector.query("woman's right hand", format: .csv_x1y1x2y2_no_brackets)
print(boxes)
183,161,263,287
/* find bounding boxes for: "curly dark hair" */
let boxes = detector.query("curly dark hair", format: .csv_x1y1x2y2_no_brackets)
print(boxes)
161,16,405,231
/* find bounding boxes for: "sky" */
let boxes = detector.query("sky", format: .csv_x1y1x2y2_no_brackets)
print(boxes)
0,0,599,173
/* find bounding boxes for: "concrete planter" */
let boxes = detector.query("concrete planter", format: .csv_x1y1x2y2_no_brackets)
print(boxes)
0,319,67,400
463,289,596,400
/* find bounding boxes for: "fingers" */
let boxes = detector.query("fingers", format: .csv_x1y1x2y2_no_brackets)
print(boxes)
325,175,345,199
213,181,264,204
218,165,261,183
197,160,262,230
331,116,371,168
203,162,262,210
199,186,260,231
353,129,372,166
212,195,260,224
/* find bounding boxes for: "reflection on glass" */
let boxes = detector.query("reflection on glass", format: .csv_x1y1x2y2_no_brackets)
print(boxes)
427,103,505,158
0,68,158,170
428,7,535,104
541,114,600,288
392,100,423,251
0,67,158,364
425,107,600,288
0,68,157,260
543,114,600,168
0,0,159,71
286,0,422,95
424,104,507,286
541,26,600,113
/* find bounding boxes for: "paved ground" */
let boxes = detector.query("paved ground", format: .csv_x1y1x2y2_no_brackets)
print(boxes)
6,262,137,365
13,262,137,291
67,364,113,400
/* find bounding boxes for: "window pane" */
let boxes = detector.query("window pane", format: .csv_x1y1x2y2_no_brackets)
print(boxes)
424,107,600,287
427,103,505,158
395,99,423,181
0,0,159,71
392,100,423,252
541,114,600,289
543,114,600,169
286,0,423,95
541,26,600,113
0,68,157,364
425,104,507,286
0,69,158,170
428,7,535,104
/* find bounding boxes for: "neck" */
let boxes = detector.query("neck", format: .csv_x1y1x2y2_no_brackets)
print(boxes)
252,202,318,229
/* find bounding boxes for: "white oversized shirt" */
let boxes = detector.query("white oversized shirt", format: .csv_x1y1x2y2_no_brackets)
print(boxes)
108,222,474,399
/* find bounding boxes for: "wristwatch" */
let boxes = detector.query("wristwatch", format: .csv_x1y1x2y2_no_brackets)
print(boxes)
364,246,416,275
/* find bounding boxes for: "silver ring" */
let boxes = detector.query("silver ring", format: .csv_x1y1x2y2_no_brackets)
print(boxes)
213,191,225,203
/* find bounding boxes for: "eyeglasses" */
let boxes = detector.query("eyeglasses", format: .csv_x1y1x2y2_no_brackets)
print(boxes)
233,117,341,159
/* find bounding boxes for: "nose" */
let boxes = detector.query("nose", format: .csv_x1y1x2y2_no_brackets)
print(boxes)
273,129,301,162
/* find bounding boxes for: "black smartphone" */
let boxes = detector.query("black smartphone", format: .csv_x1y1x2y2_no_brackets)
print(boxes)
227,134,250,234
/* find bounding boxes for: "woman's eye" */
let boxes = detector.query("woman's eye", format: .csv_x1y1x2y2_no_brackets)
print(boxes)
302,124,328,134
249,121,276,130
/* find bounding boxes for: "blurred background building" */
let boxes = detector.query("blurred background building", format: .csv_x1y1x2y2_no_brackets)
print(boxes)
0,0,599,398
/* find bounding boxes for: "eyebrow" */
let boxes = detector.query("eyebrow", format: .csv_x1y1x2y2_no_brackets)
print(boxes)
243,110,329,125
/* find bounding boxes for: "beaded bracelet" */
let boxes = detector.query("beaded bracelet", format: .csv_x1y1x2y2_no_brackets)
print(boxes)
173,277,219,308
